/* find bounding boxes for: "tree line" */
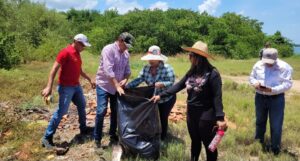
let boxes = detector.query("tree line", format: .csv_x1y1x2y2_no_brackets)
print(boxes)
0,0,294,69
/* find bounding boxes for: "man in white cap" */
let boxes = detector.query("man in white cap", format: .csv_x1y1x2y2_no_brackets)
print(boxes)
41,33,95,149
249,48,293,155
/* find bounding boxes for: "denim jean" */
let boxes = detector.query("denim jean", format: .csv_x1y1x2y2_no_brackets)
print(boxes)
255,93,285,150
93,86,118,141
44,85,86,139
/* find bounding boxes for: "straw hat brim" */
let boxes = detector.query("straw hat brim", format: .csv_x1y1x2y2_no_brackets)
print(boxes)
141,54,168,62
182,47,215,60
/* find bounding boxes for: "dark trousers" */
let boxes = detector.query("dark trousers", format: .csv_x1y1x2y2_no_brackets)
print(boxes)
187,108,217,161
255,93,285,151
158,95,176,140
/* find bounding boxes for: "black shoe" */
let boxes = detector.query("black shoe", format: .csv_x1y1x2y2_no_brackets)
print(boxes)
80,126,93,135
262,143,271,152
94,141,104,155
272,148,280,155
110,135,119,142
42,137,55,149
109,135,119,146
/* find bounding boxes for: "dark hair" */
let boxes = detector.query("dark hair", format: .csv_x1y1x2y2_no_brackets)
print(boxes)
265,41,271,48
187,53,215,77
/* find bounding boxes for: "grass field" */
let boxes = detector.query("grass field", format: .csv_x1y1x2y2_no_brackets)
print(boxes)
0,52,299,160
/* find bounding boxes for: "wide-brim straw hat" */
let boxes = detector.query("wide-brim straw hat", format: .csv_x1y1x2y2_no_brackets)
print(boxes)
182,41,214,59
141,45,168,62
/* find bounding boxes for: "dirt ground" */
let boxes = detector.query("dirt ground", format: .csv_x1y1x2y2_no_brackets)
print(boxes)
10,89,188,161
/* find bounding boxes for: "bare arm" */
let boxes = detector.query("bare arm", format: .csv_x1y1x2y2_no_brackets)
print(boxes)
110,77,125,95
81,69,96,89
41,61,60,97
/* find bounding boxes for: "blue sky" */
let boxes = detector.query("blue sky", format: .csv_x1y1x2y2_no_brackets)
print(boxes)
32,0,300,44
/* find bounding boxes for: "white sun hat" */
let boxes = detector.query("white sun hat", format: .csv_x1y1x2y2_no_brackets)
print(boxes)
141,45,168,62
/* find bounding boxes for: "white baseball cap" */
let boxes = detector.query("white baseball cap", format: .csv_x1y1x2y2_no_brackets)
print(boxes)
74,34,91,47
262,48,278,64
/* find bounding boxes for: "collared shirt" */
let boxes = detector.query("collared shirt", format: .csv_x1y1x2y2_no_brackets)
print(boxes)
56,45,82,86
249,59,293,96
126,62,175,103
96,42,131,94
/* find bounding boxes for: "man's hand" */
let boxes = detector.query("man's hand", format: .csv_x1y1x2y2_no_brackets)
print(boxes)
90,81,96,89
119,79,128,88
254,83,261,90
217,120,227,131
155,82,165,89
254,83,272,93
150,95,161,103
116,86,125,96
259,86,272,93
41,86,52,97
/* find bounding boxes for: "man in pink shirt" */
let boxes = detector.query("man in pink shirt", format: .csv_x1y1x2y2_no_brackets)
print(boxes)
94,32,134,152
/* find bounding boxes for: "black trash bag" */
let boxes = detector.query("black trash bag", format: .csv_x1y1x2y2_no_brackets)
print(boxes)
117,86,161,160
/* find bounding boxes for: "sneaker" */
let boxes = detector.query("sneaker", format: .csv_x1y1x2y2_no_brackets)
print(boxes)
42,137,55,149
94,141,104,155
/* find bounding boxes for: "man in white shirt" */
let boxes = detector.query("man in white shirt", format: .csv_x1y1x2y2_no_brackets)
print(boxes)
249,48,293,155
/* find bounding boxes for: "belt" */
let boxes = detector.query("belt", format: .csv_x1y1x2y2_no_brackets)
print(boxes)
256,93,284,98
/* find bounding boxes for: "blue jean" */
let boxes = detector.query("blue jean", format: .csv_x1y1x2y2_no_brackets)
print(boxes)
44,85,86,139
94,86,118,141
255,93,285,150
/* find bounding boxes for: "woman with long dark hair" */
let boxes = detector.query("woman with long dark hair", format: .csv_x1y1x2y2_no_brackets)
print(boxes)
151,41,227,161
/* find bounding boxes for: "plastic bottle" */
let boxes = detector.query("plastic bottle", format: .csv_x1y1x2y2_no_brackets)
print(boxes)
44,95,53,105
208,129,225,152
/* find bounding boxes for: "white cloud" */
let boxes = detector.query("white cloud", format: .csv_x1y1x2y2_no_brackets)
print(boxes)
105,0,143,14
31,0,98,11
238,10,245,15
150,1,168,11
198,0,221,14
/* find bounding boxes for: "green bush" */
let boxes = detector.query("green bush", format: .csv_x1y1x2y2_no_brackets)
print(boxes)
0,34,20,69
0,0,296,69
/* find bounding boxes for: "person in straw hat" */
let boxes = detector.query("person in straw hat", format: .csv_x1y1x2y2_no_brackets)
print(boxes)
126,45,176,141
151,41,227,161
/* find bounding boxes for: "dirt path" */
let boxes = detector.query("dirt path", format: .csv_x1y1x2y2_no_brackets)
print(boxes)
222,75,300,93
